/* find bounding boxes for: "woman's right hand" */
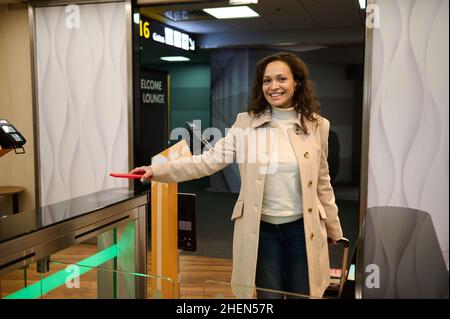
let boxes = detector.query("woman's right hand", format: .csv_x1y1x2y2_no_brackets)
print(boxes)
129,166,153,183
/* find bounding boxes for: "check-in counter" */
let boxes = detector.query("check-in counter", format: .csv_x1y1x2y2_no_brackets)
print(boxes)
0,187,149,299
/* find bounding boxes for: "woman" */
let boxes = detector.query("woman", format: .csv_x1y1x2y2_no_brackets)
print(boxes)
131,52,343,299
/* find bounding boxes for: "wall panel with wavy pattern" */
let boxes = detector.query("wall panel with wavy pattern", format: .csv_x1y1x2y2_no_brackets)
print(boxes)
368,0,448,264
35,2,128,210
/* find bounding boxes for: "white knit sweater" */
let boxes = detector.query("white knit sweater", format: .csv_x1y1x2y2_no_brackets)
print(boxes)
260,106,303,225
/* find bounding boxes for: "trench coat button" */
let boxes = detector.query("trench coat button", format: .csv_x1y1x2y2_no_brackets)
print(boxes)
307,180,312,187
310,232,314,239
308,208,313,213
304,152,310,159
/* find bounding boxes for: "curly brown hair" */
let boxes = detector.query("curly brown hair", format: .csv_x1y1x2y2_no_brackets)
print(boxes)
247,52,321,134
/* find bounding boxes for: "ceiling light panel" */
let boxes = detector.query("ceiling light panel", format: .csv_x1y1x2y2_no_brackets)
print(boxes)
160,56,190,62
203,6,259,19
229,0,258,4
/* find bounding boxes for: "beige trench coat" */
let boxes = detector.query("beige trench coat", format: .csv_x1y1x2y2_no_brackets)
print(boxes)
150,111,343,298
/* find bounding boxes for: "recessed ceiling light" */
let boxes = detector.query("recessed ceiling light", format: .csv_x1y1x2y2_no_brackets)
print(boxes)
229,0,258,4
203,6,259,19
160,56,190,62
358,0,366,9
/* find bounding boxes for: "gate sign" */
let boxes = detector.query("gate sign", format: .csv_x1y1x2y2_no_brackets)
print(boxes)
139,17,195,52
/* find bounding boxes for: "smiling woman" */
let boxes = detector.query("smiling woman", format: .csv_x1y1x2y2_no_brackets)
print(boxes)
262,60,297,109
248,52,321,135
131,51,344,299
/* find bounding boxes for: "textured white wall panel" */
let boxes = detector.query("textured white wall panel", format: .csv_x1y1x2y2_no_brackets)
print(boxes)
35,2,128,207
368,0,449,264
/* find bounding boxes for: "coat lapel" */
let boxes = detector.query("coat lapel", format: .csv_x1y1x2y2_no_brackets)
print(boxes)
250,110,319,170
250,110,271,129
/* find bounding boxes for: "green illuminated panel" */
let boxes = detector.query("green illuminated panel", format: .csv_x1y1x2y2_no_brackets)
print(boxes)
4,245,118,299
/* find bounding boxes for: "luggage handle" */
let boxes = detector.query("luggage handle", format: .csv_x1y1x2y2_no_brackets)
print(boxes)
328,237,350,298
328,237,350,248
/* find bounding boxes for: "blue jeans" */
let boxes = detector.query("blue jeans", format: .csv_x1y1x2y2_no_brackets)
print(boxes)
255,218,309,299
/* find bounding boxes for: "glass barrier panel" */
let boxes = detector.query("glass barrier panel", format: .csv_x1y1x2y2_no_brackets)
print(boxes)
1,266,44,299
39,261,174,299
202,280,315,299
49,224,141,274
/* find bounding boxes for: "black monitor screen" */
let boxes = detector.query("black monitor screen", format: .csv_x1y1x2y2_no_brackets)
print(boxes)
178,193,197,252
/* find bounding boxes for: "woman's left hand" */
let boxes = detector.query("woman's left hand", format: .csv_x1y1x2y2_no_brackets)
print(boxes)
328,238,338,246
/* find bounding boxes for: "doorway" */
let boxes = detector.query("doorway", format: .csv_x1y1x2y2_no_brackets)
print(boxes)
134,0,365,298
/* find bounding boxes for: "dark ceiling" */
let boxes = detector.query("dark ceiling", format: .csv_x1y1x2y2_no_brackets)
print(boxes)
138,0,365,66
140,0,365,49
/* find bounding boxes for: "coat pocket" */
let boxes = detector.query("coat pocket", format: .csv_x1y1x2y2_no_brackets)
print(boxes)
231,199,244,221
317,202,328,220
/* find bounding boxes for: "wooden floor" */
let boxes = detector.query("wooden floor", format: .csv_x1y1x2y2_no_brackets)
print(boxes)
0,243,234,299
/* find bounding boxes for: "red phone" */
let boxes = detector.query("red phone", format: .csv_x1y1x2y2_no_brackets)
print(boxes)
109,173,144,179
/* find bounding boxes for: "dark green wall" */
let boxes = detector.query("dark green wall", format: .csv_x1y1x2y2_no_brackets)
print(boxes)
141,63,211,143
167,64,211,134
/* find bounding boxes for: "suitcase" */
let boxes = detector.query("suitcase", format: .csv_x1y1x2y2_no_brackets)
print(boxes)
325,237,350,298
